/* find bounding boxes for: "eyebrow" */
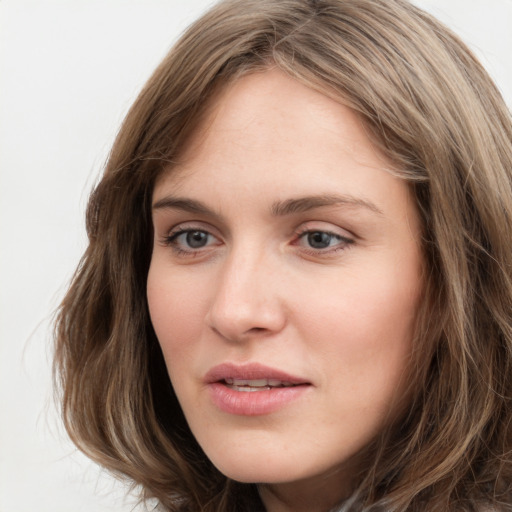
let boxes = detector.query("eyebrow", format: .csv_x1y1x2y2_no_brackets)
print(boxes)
270,194,384,217
153,196,214,215
152,194,383,217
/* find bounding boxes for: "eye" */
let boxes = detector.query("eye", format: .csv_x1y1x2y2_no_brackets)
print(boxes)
304,231,339,249
176,230,211,249
163,228,221,254
295,228,353,253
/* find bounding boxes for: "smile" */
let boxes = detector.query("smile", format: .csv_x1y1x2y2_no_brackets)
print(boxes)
205,363,311,415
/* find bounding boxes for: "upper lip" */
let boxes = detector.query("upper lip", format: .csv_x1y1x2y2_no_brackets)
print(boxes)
204,362,310,385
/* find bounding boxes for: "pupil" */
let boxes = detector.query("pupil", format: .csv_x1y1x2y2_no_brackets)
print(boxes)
186,231,208,248
308,232,331,249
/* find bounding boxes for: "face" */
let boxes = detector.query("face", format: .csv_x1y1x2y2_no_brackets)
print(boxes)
147,69,423,508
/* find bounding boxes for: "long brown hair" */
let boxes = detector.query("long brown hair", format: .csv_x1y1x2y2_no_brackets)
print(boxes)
54,0,512,510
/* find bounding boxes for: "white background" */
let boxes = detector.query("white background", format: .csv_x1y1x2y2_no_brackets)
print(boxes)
1,1,511,511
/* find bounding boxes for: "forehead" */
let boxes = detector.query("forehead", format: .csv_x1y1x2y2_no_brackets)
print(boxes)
157,69,392,187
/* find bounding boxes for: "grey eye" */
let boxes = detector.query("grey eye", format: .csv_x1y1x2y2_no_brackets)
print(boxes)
306,231,338,249
185,230,210,248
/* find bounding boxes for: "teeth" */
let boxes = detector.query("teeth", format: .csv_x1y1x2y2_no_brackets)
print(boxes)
223,378,295,389
231,385,267,392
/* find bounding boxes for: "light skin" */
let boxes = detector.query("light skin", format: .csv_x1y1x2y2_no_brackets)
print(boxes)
147,69,424,512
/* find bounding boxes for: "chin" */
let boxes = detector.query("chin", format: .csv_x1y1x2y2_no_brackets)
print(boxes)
207,450,304,484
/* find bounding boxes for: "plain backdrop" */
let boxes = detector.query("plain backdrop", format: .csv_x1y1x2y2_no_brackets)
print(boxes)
1,1,511,511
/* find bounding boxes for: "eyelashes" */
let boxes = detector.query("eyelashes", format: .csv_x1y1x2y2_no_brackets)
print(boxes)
161,224,354,258
294,229,353,252
163,228,221,257
167,229,218,249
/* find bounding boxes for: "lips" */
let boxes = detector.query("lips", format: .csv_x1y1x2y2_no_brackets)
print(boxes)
205,362,307,381
223,377,299,391
204,363,311,415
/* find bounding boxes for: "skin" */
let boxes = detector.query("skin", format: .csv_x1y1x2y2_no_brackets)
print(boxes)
147,69,424,512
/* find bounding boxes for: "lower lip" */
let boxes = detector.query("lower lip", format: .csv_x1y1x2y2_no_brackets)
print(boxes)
207,382,310,416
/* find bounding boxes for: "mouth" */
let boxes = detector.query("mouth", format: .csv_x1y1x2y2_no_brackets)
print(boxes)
204,363,311,415
222,377,303,392
204,362,310,387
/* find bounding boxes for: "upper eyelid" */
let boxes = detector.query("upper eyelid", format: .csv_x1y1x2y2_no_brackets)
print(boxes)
297,229,352,241
169,229,218,244
165,221,221,237
158,219,356,241
294,221,356,239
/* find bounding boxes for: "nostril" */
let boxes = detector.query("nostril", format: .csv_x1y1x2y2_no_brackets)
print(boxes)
210,324,272,343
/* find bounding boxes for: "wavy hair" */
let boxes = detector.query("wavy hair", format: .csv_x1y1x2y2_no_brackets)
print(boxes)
54,0,512,510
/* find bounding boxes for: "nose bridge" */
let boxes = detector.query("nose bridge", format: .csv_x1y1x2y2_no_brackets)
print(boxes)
207,239,285,340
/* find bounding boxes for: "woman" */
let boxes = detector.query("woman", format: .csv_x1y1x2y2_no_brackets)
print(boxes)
54,0,512,510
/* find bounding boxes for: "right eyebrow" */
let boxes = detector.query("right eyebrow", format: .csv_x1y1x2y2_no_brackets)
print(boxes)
151,195,227,225
152,196,215,216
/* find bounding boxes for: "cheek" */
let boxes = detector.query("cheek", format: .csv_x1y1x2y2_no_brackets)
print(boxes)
299,266,419,340
296,261,421,389
147,265,208,362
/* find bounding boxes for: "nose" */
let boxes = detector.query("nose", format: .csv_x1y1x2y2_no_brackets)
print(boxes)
206,247,287,343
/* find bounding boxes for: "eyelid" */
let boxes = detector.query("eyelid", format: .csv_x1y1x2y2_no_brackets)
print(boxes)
294,221,355,240
158,221,223,256
164,221,222,239
292,222,355,254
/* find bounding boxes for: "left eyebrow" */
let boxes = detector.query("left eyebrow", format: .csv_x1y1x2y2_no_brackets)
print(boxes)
271,194,384,217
